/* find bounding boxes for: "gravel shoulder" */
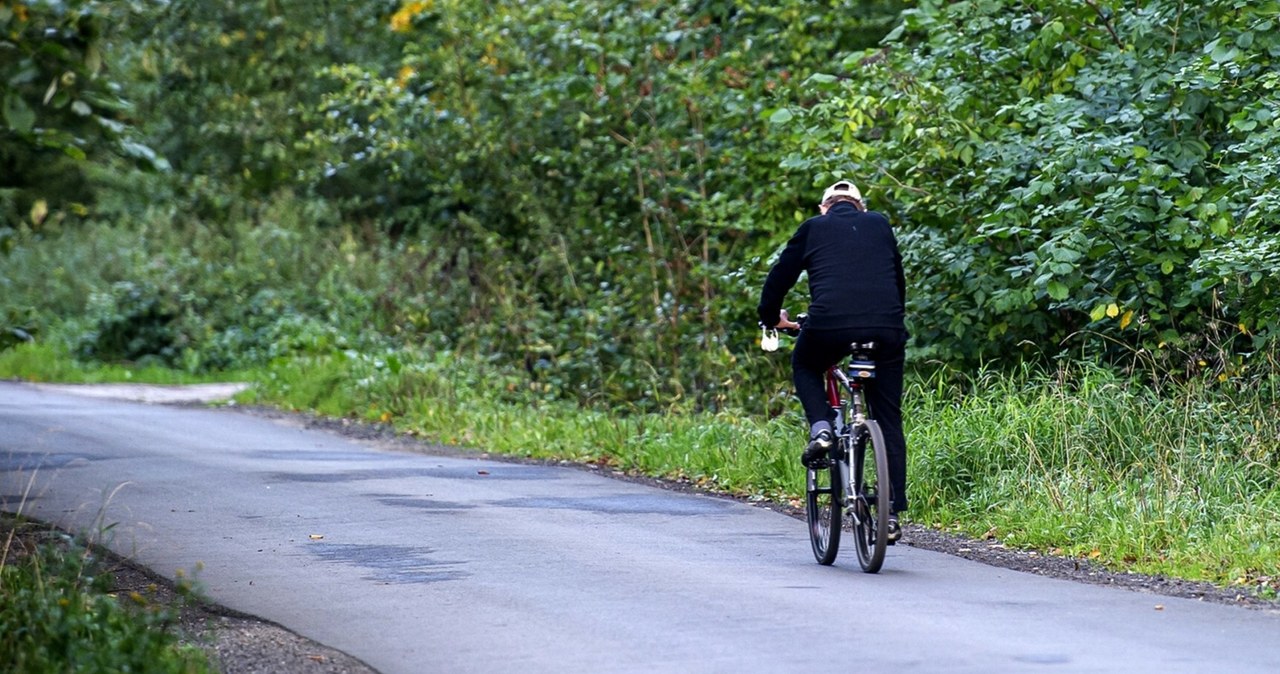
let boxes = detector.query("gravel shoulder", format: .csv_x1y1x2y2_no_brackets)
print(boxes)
7,388,1278,673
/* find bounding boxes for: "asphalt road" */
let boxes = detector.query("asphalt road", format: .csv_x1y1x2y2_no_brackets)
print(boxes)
3,381,1278,674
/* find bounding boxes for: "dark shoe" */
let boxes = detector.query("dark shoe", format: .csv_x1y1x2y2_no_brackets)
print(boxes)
801,430,834,468
886,513,902,545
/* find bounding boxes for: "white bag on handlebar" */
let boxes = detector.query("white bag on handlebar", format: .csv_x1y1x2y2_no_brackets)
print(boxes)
761,326,779,352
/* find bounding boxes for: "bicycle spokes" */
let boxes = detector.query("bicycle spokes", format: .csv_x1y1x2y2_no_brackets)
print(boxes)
805,465,842,565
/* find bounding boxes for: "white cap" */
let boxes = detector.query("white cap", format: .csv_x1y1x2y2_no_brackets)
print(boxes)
821,180,863,205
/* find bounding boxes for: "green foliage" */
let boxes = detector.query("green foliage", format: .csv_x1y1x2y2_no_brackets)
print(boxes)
908,359,1280,585
0,197,390,371
780,0,1280,367
1,305,36,350
1,0,165,235
121,0,403,212
0,340,242,384
299,0,905,408
76,280,180,365
0,519,212,673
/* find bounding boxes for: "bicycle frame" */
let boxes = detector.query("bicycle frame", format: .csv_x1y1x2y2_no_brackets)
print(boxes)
826,357,879,525
825,365,868,429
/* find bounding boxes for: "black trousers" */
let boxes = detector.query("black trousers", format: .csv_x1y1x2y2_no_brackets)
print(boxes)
793,327,909,513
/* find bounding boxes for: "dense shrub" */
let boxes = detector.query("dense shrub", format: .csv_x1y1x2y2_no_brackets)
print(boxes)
779,0,1280,372
0,520,212,673
6,0,1280,410
76,280,180,365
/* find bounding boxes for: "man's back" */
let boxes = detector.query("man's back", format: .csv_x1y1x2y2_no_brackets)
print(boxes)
758,200,905,331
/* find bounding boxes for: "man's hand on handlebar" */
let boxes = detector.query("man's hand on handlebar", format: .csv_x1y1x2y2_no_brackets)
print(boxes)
775,309,801,332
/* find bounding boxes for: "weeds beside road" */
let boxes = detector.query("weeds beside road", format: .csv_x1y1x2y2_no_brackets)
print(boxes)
0,514,214,673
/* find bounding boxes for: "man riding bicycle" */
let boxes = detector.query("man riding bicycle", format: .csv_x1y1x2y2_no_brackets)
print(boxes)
758,179,909,541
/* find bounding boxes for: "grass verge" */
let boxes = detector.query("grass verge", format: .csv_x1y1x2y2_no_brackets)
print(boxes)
0,342,248,385
0,514,213,673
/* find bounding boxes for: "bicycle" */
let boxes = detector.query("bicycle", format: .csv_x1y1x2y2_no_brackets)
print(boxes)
764,319,893,573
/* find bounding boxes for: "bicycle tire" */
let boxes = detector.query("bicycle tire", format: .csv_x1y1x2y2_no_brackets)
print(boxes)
850,418,890,573
805,462,842,565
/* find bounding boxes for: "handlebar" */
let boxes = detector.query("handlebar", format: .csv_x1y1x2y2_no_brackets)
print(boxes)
759,312,804,351
774,312,807,336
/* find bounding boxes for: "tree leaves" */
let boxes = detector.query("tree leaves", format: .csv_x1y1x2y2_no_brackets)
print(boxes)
778,0,1280,366
1,0,164,230
2,93,36,134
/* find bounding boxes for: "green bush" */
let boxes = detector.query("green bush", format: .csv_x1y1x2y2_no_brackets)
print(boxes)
76,280,180,365
0,521,212,673
778,0,1280,368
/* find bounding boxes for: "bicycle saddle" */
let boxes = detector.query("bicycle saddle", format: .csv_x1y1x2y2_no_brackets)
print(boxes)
847,342,877,378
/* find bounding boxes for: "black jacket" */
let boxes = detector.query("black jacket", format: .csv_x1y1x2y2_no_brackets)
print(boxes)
757,201,906,331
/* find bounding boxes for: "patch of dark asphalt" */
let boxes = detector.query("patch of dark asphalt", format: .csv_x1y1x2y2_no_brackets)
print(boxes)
304,542,469,584
234,404,1280,613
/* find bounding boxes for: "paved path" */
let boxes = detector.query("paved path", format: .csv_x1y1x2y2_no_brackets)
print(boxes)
2,382,1278,673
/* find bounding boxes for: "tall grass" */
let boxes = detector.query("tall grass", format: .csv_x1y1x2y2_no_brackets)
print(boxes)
244,348,1280,591
909,362,1280,586
0,516,213,673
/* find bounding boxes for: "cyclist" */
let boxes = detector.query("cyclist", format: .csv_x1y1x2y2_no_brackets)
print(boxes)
758,179,909,540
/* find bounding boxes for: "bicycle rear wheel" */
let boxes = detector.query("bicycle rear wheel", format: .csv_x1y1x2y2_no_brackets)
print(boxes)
850,419,890,573
805,462,842,565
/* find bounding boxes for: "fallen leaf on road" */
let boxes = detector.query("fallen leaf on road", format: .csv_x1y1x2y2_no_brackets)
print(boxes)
1154,605,1165,611
478,470,490,475
309,534,324,540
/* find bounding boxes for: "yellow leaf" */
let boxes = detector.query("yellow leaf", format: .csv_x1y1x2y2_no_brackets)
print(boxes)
1239,323,1249,335
30,199,48,225
1106,303,1120,318
396,65,416,88
1120,310,1134,329
1088,549,1102,559
389,1,432,32
380,411,392,423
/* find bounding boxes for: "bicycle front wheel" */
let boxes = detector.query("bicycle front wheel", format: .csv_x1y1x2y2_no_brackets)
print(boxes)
851,419,890,573
805,463,842,565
